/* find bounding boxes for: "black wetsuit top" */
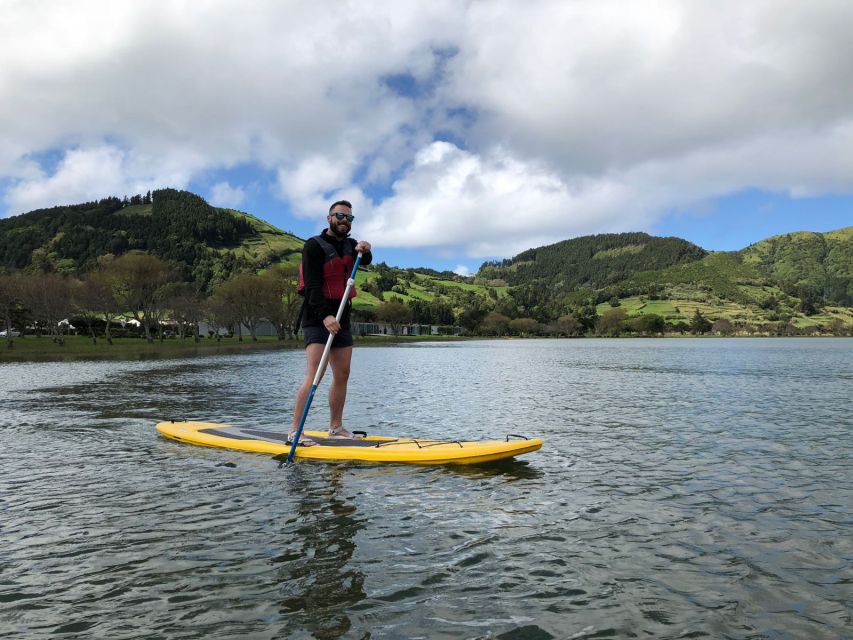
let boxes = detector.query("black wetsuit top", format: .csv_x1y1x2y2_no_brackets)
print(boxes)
300,229,372,329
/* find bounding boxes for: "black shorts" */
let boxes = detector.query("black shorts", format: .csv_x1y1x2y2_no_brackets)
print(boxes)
303,326,354,349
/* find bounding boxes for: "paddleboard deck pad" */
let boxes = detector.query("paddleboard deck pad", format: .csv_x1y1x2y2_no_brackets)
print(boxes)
155,420,543,465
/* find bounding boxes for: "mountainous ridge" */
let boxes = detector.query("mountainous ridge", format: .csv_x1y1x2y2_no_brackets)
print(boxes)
479,232,709,290
485,225,853,308
0,189,303,291
739,227,853,304
1,190,851,332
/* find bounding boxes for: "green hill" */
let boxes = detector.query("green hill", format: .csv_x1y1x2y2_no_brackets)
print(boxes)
474,227,853,311
1,189,851,332
478,232,707,289
740,227,853,305
474,227,853,331
0,189,303,291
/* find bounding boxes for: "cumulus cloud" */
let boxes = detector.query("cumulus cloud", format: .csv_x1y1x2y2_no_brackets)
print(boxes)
3,146,168,212
276,155,359,216
0,0,451,210
363,141,646,257
2,0,853,258
449,1,853,173
209,182,246,209
3,145,198,214
5,147,125,213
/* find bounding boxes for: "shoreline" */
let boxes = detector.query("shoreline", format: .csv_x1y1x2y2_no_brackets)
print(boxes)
1,333,848,363
0,334,468,362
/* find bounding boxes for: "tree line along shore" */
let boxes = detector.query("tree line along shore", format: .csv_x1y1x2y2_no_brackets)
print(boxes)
2,251,850,362
0,252,443,349
2,190,851,360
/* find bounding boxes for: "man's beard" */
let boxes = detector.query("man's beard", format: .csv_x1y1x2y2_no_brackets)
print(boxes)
329,222,350,238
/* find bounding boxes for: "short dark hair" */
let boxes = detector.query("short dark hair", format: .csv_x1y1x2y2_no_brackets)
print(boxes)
329,200,352,213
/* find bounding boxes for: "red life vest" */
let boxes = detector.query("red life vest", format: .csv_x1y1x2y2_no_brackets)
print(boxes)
297,234,357,300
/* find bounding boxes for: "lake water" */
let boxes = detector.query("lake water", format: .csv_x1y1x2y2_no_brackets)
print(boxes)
1,338,851,639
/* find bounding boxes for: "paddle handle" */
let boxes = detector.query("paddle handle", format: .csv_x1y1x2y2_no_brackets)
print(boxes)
287,252,363,464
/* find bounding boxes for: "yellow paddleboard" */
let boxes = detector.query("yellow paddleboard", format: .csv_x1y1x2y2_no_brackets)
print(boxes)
155,420,543,465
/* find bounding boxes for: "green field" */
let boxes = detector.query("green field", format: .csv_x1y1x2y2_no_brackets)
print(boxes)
596,296,740,321
0,335,299,361
218,210,303,264
0,333,467,362
595,295,853,328
116,203,153,217
415,274,510,298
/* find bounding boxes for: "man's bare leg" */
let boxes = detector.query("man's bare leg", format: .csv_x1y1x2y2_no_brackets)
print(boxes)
327,346,353,432
290,343,326,443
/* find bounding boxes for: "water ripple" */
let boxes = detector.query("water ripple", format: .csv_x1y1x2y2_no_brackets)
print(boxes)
1,338,851,639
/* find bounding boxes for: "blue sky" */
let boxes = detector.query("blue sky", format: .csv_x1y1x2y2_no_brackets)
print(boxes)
2,2,852,275
653,191,853,252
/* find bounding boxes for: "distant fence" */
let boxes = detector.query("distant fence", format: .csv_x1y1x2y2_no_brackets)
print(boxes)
353,322,460,336
196,320,460,338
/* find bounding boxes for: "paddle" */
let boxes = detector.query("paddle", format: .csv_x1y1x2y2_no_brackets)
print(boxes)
286,251,363,464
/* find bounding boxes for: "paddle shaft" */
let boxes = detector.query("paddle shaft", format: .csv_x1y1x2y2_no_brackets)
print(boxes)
286,251,363,464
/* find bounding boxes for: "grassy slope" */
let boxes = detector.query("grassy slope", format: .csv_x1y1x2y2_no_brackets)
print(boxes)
352,271,384,309
116,203,153,217
740,231,826,288
362,242,850,324
598,246,853,327
353,270,506,310
115,204,304,267
10,197,849,327
741,226,853,287
217,210,304,266
110,211,853,326
626,252,762,303
596,295,853,327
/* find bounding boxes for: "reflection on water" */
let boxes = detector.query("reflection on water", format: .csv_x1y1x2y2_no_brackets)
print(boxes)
277,467,366,640
442,458,546,481
1,338,851,639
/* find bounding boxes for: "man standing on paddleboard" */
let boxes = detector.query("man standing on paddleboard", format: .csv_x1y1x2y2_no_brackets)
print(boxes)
290,200,372,445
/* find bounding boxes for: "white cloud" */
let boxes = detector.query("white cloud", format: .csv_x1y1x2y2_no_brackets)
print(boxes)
0,1,452,210
276,155,358,216
210,182,246,209
448,1,853,173
3,145,198,214
363,141,643,257
6,146,131,212
2,1,853,258
453,264,473,277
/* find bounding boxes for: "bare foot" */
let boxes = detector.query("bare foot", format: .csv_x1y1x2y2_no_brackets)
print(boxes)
288,432,317,447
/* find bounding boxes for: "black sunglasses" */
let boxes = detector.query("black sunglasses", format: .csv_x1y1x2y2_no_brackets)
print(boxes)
330,212,355,222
